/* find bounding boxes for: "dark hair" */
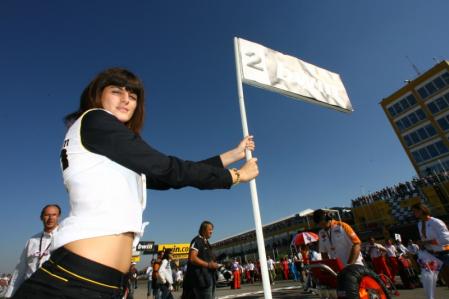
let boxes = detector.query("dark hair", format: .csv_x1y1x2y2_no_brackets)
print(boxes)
411,203,431,216
312,209,331,224
198,220,214,236
40,204,61,220
64,68,145,134
162,248,172,260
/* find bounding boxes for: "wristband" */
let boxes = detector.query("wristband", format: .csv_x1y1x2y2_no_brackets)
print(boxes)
231,168,240,186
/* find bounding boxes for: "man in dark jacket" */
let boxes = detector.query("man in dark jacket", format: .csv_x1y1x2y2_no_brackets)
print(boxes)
182,221,218,299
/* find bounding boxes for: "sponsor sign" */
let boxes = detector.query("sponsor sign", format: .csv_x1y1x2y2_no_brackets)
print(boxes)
136,241,155,255
156,243,190,260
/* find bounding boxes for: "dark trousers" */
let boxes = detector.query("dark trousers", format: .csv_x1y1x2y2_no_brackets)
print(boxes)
12,247,127,299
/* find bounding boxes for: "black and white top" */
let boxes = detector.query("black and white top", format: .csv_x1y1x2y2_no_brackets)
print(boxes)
54,109,232,249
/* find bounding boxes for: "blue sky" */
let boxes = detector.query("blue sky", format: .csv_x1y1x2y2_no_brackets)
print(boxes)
1,0,448,273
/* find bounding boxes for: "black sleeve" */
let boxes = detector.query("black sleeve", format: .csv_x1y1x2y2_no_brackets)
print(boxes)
198,156,225,168
80,110,232,190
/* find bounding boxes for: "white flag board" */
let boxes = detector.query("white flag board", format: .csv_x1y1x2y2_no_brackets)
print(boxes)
236,37,353,113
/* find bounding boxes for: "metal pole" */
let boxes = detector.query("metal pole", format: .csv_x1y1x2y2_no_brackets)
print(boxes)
234,37,272,299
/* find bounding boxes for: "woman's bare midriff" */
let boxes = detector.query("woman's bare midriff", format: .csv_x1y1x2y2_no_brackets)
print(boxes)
64,232,134,273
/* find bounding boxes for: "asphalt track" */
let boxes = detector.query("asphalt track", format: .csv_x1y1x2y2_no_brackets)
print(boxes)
131,279,449,299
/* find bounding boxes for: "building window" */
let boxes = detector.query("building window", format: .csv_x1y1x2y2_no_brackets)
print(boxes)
419,148,431,161
428,102,439,114
426,91,449,115
426,124,436,136
437,116,449,131
403,124,437,147
425,82,437,95
396,109,427,132
434,77,445,89
428,144,439,157
442,72,449,85
416,109,426,120
417,72,449,100
404,135,412,146
412,140,449,164
407,95,417,106
436,140,449,154
412,151,422,163
417,127,428,140
387,95,418,118
436,97,448,110
418,87,429,99
388,107,396,117
408,113,418,124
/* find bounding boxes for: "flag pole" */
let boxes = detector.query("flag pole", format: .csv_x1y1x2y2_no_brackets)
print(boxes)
233,37,273,299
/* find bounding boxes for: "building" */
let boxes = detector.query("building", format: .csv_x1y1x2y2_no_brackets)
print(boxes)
381,60,449,176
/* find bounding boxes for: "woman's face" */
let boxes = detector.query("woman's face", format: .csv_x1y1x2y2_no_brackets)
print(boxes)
100,85,137,123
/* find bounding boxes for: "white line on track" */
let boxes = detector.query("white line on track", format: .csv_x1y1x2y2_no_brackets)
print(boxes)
217,285,303,299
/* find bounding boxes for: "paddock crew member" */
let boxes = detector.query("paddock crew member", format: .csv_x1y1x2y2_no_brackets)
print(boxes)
313,209,363,266
368,238,393,282
385,239,399,280
5,205,61,297
413,203,449,287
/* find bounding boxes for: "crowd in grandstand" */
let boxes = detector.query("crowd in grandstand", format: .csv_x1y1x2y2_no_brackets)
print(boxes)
351,172,449,207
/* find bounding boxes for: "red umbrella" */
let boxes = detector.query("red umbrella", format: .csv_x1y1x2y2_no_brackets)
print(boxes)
291,232,319,246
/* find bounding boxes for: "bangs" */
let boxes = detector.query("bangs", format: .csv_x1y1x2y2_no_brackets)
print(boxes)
99,72,143,96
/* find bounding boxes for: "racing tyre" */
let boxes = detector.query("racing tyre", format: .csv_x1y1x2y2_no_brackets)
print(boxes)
336,264,391,299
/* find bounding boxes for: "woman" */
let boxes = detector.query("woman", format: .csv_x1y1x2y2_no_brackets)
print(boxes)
157,249,174,299
13,68,259,299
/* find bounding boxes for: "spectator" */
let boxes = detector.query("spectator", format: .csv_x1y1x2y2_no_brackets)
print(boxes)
130,263,138,290
182,221,219,299
152,251,164,299
146,261,153,299
294,250,304,283
288,257,298,281
267,256,276,285
158,249,174,299
174,266,183,292
5,204,61,298
300,244,314,292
